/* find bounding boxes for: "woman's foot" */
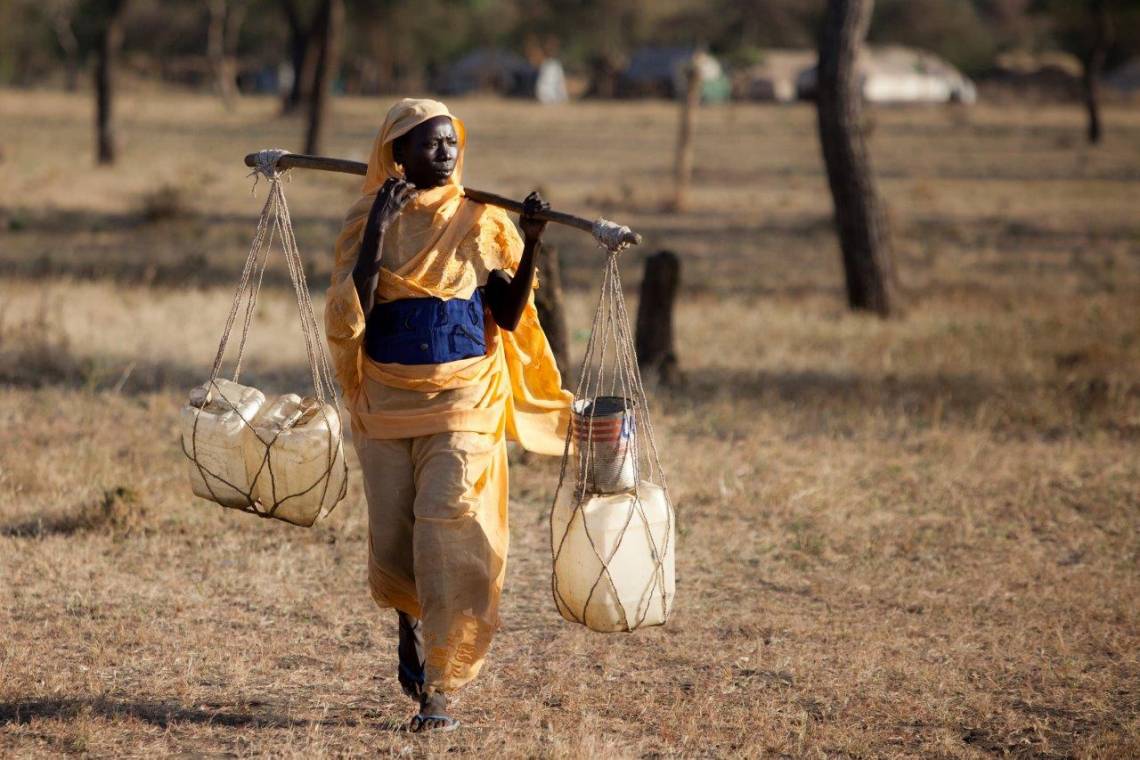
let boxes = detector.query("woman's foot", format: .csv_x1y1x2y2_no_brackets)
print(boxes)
408,690,459,733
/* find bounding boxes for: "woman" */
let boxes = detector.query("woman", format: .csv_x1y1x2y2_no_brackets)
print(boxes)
324,98,572,732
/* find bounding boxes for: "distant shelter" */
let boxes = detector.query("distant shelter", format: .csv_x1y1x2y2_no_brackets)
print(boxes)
617,47,731,102
434,48,536,97
732,49,817,103
797,46,977,104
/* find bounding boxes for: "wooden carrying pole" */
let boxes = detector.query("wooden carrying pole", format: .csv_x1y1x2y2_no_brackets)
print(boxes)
243,151,641,248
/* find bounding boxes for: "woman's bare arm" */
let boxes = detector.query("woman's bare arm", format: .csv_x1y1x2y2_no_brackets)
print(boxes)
485,191,549,331
353,178,416,316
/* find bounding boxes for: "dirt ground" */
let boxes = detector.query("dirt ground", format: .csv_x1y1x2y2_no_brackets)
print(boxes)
0,90,1137,758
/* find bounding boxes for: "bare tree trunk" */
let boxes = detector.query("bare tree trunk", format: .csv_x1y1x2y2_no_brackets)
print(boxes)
50,4,81,92
816,0,897,316
94,0,127,165
588,54,619,98
303,0,342,155
1082,0,1112,145
635,250,683,387
225,2,247,96
281,0,314,115
533,246,571,387
207,0,238,108
672,57,701,212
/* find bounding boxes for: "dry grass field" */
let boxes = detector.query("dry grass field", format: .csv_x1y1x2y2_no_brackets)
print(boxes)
1,89,1138,757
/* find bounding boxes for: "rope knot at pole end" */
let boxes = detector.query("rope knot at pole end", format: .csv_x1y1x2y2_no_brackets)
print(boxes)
592,218,640,254
247,148,291,192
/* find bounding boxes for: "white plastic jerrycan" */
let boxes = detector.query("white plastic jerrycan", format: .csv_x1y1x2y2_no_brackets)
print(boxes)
245,393,347,527
551,481,675,632
181,378,266,508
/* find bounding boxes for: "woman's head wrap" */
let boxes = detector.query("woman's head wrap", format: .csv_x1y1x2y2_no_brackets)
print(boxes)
363,98,467,194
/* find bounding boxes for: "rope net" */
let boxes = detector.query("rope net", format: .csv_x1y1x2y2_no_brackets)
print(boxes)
180,151,348,527
550,244,676,632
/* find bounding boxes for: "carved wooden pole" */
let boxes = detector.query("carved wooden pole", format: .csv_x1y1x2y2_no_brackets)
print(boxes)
635,250,682,387
243,151,643,248
817,0,898,316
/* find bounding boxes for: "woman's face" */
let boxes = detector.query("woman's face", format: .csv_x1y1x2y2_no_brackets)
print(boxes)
394,116,459,187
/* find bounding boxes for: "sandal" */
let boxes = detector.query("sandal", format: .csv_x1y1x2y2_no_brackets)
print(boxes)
408,713,460,733
408,689,458,733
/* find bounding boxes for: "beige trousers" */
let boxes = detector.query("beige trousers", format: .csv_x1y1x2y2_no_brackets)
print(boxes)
355,430,509,692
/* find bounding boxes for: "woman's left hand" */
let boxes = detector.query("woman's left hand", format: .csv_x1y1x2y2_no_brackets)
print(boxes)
519,190,549,242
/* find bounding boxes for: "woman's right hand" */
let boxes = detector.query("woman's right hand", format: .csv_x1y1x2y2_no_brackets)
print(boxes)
371,177,417,235
358,178,417,273
355,178,415,311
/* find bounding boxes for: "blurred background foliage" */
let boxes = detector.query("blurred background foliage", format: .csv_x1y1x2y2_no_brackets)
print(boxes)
2,0,1139,92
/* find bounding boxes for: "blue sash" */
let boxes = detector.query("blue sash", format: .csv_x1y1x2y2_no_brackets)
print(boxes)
364,289,486,365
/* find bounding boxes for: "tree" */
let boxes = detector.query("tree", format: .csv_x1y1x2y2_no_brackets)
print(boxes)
88,0,128,165
206,0,246,109
303,0,342,155
816,0,898,316
533,247,571,385
671,55,701,212
1036,0,1140,145
46,0,81,91
635,251,683,387
280,0,317,114
1082,0,1112,144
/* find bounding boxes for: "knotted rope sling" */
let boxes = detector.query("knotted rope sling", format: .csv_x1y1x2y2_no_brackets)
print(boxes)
180,150,347,523
550,235,675,631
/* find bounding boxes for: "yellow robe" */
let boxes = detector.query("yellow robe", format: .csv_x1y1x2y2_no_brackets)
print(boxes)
323,98,571,690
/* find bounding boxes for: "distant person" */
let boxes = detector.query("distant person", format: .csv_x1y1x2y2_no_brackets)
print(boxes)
535,59,569,104
324,98,571,732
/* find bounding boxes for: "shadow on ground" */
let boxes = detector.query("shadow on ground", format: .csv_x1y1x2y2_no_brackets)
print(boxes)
3,343,1132,439
657,365,1134,439
8,205,1131,295
0,346,315,397
0,697,406,732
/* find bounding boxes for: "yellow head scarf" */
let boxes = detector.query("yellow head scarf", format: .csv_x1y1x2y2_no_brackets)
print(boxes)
361,98,467,193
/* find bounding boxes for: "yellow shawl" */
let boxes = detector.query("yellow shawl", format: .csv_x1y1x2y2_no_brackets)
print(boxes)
324,98,571,454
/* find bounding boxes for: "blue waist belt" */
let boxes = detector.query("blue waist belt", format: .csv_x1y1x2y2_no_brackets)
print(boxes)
364,289,487,365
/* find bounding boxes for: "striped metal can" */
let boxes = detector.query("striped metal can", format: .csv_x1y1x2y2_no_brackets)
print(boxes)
572,396,637,494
